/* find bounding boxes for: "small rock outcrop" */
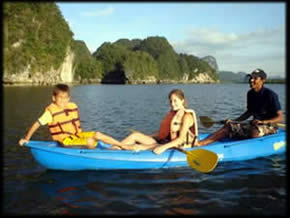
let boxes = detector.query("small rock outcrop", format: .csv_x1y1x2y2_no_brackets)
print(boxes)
3,47,75,85
201,56,219,72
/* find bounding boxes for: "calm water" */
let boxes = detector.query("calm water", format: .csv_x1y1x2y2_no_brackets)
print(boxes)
3,83,286,215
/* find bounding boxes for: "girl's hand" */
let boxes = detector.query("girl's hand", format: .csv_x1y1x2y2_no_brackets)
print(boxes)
225,119,232,124
153,145,167,155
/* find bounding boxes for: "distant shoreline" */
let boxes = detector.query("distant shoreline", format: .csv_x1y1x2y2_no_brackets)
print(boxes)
3,80,285,87
220,80,285,84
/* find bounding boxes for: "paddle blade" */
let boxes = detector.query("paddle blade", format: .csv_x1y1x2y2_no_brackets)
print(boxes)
186,149,218,173
199,116,215,128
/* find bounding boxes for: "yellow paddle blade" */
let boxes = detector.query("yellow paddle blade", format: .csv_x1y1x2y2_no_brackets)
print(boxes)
186,149,218,173
199,116,215,128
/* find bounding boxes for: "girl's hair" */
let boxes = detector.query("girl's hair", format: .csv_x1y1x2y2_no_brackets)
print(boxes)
168,89,188,107
53,84,70,96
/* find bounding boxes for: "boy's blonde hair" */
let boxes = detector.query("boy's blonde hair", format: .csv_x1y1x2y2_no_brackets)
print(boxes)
53,84,70,96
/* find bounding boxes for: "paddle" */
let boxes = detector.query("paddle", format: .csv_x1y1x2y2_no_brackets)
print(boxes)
129,129,219,173
199,116,286,128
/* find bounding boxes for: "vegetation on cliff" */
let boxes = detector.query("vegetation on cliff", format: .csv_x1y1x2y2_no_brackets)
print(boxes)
4,2,73,76
3,2,219,84
71,40,103,81
93,36,218,83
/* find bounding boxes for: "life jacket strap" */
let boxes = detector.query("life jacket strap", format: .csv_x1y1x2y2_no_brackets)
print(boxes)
48,118,80,128
51,108,79,117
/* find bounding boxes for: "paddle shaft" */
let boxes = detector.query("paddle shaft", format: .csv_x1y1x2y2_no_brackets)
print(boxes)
174,147,189,155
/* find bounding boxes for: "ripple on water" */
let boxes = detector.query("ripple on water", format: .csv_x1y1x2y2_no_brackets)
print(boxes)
3,84,286,215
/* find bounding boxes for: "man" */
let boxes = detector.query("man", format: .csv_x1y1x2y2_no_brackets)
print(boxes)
195,68,283,146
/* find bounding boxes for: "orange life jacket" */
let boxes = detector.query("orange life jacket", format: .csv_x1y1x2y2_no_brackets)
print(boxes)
158,110,176,140
158,109,198,148
46,102,82,142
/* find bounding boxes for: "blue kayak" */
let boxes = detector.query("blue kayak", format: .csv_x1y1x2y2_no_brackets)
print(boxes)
24,129,286,171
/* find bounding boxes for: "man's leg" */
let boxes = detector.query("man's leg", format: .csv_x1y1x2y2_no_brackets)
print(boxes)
195,126,230,146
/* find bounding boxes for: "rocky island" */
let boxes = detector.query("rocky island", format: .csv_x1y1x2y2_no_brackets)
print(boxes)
4,2,220,85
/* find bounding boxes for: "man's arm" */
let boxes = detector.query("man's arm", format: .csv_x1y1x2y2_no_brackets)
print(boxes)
233,110,252,122
259,110,283,125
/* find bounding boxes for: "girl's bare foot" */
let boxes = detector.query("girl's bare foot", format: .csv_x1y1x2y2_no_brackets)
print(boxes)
193,140,202,147
110,145,123,150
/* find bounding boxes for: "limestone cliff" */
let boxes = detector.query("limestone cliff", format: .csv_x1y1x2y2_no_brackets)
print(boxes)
3,47,75,85
3,2,74,85
201,56,219,72
3,3,220,86
128,72,218,84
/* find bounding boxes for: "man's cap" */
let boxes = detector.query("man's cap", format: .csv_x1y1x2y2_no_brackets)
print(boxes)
247,68,267,79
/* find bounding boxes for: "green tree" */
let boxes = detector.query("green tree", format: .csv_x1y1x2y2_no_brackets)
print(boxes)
3,2,73,76
123,51,159,80
114,38,142,50
93,42,129,75
71,40,103,80
136,36,182,80
179,53,218,80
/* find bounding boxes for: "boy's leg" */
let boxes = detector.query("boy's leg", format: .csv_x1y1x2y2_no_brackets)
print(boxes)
76,132,98,149
94,131,123,147
86,137,97,149
62,133,97,149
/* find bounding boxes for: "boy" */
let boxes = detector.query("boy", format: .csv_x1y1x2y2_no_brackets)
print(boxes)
18,84,123,149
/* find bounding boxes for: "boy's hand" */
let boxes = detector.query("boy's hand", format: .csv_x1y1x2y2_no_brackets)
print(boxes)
19,138,29,146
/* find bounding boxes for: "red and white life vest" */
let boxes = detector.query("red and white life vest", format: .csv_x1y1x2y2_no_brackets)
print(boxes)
158,108,198,148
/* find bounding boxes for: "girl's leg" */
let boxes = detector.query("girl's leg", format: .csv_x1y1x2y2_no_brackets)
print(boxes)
120,132,158,150
121,132,157,145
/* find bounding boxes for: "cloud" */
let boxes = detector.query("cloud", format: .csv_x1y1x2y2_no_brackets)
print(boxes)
172,26,285,75
80,7,114,17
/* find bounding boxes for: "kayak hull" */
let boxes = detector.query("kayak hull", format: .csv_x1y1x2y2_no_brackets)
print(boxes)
25,130,286,171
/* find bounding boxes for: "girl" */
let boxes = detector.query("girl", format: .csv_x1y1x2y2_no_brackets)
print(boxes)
116,89,198,155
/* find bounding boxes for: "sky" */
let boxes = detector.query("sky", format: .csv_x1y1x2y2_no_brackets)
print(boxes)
57,2,286,78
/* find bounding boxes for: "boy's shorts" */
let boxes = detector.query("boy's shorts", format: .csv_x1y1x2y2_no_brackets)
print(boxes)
228,122,278,139
61,131,98,147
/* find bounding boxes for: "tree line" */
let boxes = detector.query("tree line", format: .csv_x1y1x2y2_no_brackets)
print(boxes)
4,2,218,84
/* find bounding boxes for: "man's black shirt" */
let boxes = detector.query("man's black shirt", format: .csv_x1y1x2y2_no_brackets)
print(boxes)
247,86,281,120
